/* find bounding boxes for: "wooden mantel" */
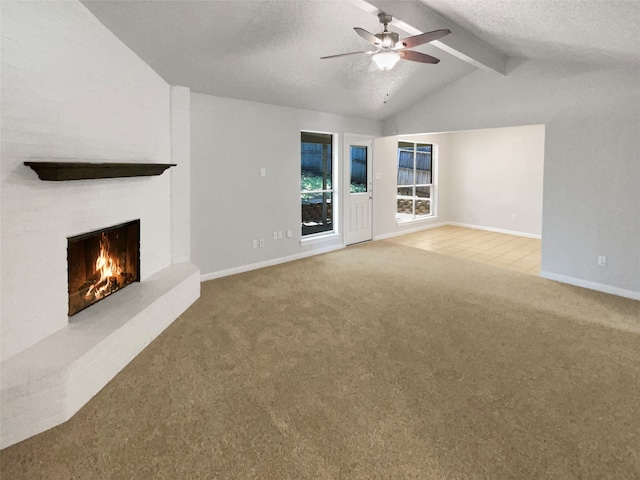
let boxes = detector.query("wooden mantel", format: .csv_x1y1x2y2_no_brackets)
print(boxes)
24,162,177,181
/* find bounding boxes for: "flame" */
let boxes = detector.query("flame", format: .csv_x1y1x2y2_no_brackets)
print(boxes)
85,233,124,301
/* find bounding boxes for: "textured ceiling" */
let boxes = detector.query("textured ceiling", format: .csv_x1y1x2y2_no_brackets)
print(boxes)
417,0,640,65
82,1,640,121
82,0,474,120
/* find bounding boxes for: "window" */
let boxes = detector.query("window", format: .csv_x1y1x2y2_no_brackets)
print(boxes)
301,132,334,236
350,146,368,194
397,142,433,220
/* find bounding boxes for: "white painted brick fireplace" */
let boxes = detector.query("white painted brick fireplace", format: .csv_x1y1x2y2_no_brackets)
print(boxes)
1,1,200,448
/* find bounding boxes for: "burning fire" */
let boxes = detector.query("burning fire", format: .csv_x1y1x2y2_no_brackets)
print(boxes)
85,233,125,301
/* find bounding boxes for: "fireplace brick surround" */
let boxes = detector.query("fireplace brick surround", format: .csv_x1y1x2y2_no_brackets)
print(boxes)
1,263,199,448
1,2,200,449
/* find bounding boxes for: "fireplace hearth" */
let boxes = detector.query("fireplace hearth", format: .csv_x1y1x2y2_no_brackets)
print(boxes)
68,220,140,316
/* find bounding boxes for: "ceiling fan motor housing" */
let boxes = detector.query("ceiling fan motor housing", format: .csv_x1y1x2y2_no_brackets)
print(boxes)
376,13,398,48
376,31,399,48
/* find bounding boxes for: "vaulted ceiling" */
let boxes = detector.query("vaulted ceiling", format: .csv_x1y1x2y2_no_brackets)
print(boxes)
83,0,640,121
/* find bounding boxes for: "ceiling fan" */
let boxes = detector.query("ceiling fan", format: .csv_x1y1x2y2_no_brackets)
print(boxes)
321,13,451,71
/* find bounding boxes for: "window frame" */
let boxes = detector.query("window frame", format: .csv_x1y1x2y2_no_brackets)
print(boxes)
396,141,435,222
300,131,337,238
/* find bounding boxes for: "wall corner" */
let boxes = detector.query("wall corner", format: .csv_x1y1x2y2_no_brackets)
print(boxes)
170,86,191,264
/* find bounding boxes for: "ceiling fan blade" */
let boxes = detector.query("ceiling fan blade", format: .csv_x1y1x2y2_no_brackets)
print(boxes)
398,29,451,49
320,50,372,60
354,27,381,46
399,50,441,64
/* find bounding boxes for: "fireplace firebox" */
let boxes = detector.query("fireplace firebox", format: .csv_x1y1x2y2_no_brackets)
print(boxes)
67,220,140,316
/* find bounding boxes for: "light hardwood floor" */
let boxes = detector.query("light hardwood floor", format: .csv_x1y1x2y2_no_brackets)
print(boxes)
387,225,541,275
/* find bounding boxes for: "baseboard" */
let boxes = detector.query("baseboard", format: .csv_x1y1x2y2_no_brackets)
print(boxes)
204,221,529,281
203,222,534,281
447,222,541,239
201,244,345,282
539,271,640,301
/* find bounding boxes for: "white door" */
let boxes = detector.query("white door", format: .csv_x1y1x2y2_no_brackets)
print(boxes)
344,135,373,245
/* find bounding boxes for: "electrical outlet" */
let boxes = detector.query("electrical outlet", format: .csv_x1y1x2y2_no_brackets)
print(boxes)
273,231,278,240
286,229,292,238
512,214,517,221
597,255,607,267
259,239,265,248
252,239,257,249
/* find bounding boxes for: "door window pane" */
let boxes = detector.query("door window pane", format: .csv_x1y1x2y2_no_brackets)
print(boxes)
350,146,367,193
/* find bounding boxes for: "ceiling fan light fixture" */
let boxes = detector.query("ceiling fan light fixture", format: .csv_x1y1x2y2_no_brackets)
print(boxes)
372,51,400,70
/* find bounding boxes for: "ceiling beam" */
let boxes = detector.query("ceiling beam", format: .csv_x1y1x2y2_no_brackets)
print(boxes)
357,0,507,75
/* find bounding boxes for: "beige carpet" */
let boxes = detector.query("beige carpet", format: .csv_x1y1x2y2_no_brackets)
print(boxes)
2,241,639,479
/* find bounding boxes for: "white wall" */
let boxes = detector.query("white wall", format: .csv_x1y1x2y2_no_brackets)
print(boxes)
383,59,640,298
447,125,544,236
1,1,174,360
372,125,544,240
190,93,382,277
